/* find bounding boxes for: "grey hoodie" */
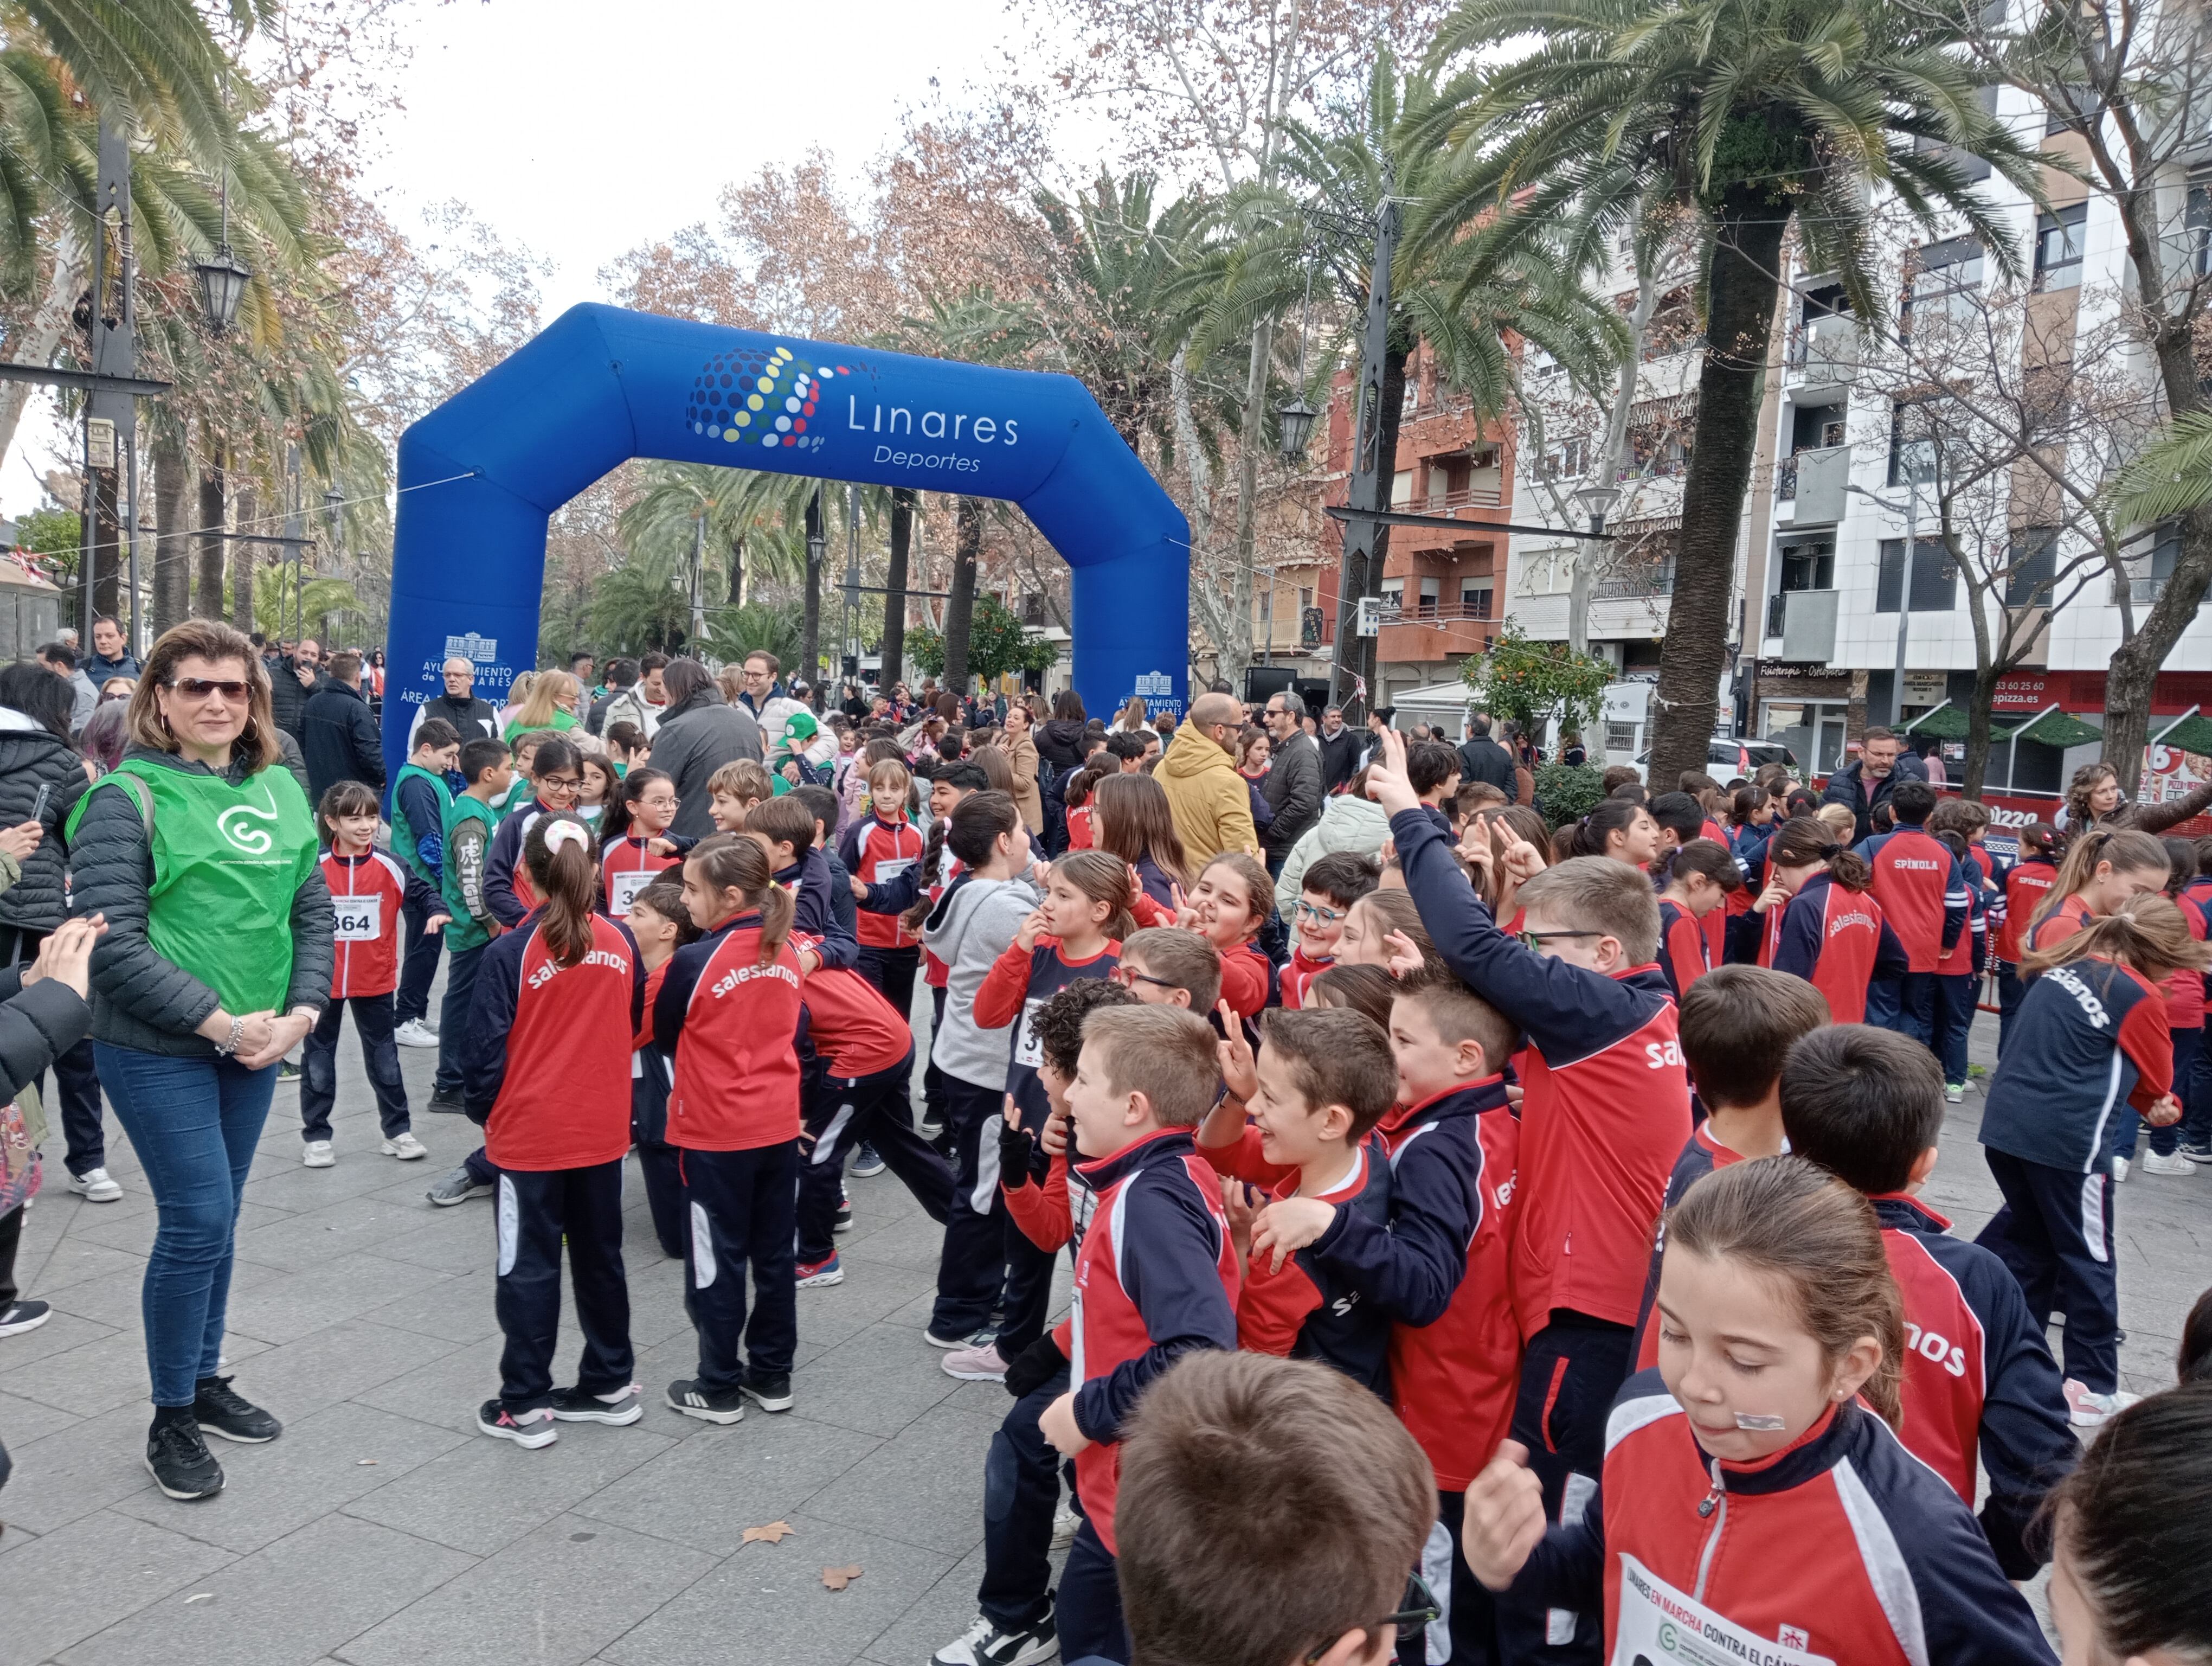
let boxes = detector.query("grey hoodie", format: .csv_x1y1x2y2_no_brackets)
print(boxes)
923,871,1040,1090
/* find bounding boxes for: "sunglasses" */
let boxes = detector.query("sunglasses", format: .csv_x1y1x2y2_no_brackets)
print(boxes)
168,677,248,701
1302,1574,1441,1664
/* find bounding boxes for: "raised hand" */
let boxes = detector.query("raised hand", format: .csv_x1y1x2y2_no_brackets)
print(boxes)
1383,930,1425,981
1365,729,1418,816
1014,908,1049,954
1460,1441,1549,1591
1215,999,1258,1101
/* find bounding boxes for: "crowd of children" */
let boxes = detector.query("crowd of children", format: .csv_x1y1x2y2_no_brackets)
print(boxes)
288,696,2212,1666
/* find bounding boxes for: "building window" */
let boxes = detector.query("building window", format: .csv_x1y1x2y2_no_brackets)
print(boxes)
1877,538,1959,613
1913,85,1997,181
1462,581,1493,620
1298,585,1314,612
1391,469,1413,507
1417,576,1441,616
1902,238,1984,337
1257,588,1272,624
2006,528,2058,605
1779,540,1834,593
2189,174,2212,278
1380,578,1406,614
2035,204,2086,289
1887,397,1953,487
1541,437,1589,480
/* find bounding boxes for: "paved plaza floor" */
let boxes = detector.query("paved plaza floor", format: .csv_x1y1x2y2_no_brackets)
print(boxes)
1,990,2205,1665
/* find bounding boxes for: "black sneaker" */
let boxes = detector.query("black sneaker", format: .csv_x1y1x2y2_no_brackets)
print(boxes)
665,1377,745,1424
192,1375,281,1443
0,1298,52,1336
740,1369,794,1412
932,1611,1058,1666
834,1190,854,1233
2181,1141,2212,1163
548,1382,643,1424
426,1087,468,1115
145,1415,224,1500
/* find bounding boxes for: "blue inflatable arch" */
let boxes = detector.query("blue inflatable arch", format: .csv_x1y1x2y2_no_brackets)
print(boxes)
381,303,1191,772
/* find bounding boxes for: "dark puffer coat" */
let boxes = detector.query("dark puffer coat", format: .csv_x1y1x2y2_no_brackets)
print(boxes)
0,704,89,934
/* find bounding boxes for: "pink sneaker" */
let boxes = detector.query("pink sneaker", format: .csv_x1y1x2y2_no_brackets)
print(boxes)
941,1341,1008,1381
2064,1378,2142,1428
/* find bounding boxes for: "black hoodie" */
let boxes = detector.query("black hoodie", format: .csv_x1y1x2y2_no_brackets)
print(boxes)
0,705,88,936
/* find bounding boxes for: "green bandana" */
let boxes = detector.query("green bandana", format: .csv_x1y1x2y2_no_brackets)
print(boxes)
71,759,318,1017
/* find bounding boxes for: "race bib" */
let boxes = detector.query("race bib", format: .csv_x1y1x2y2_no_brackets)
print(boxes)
873,857,915,885
1013,996,1046,1069
608,868,654,917
332,893,384,943
1613,1554,1832,1666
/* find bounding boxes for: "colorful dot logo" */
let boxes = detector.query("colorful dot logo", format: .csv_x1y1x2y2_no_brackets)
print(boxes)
686,343,855,451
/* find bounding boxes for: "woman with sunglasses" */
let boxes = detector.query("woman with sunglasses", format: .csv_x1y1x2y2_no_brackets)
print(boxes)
66,620,332,1502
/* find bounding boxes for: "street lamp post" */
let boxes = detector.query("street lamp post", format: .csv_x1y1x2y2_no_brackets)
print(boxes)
1568,482,1622,659
1844,476,1920,726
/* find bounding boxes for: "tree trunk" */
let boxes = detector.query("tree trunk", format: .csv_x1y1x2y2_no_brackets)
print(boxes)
231,478,257,634
883,486,912,687
195,449,225,620
727,536,743,609
801,486,823,684
1649,189,1788,786
1220,315,1275,694
944,496,982,695
151,426,189,637
0,223,86,478
1963,659,1999,800
2101,505,2212,795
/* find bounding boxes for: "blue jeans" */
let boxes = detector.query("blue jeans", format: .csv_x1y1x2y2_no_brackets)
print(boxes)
98,1044,276,1406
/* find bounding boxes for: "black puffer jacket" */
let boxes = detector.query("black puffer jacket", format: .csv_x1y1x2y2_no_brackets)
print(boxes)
0,705,89,934
0,960,92,1100
1037,718,1089,773
69,744,333,1056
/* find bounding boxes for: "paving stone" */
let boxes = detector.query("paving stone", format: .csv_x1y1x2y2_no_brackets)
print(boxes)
14,1234,144,1298
229,1194,434,1275
838,1206,949,1276
357,1269,501,1345
599,1514,954,1666
0,1403,165,1533
792,1261,942,1355
0,1304,115,1370
70,1199,295,1259
56,1511,476,1666
242,1146,449,1214
4,1505,235,1662
0,1386,85,1447
220,1319,460,1425
350,1332,506,1426
788,1322,961,1439
801,1405,991,1556
0,1324,268,1419
343,1418,674,1555
107,1400,470,1555
859,1542,1015,1665
575,1407,880,1556
337,1512,713,1666
218,1256,461,1348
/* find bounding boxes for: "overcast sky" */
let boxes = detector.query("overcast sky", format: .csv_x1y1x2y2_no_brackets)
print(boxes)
4,0,1061,517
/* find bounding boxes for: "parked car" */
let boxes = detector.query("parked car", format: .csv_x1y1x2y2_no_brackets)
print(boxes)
1631,738,1798,786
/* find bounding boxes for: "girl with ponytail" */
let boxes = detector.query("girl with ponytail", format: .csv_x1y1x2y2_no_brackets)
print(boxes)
649,830,806,1423
1991,821,2061,1055
1752,816,1904,1023
2027,826,2169,952
1551,795,1662,868
1982,891,2211,1421
465,812,647,1447
1460,1156,2053,1666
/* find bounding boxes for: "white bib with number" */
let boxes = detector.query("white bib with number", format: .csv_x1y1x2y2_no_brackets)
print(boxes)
332,893,383,943
1612,1554,1832,1666
873,856,915,885
1013,995,1046,1069
608,868,655,917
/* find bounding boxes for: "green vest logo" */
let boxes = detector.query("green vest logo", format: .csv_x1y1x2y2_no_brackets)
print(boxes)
217,787,282,855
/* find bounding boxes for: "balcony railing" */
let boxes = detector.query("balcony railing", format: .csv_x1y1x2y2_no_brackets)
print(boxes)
1422,481,1504,511
1593,558,1676,599
1777,445,1851,523
1767,588,1840,662
1377,599,1496,625
1785,315,1861,384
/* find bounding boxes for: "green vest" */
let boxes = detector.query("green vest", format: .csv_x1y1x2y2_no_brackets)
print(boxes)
68,758,318,1018
441,793,500,951
390,762,452,891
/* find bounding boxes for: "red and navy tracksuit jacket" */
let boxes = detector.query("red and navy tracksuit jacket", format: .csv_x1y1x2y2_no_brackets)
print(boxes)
1761,873,1907,1023
652,912,807,1150
1511,1376,2057,1666
1697,816,1736,966
1858,825,1970,972
1981,953,2171,1175
1279,947,1331,1010
1630,1124,1748,1372
2029,892,2093,953
484,798,551,927
2163,888,2208,1030
1934,848,1990,982
775,847,857,969
1059,1127,1239,1556
321,849,441,999
1392,808,1690,1342
975,935,1120,1131
1655,899,1711,1005
1871,1193,2076,1578
1997,856,2057,965
792,939,914,1081
1306,1080,1522,1488
837,811,927,950
1202,1125,1395,1395
600,834,681,919
461,908,645,1170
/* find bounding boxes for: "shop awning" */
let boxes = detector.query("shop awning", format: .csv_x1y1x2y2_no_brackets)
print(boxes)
2155,714,2212,757
1901,703,1971,740
2007,709,2103,748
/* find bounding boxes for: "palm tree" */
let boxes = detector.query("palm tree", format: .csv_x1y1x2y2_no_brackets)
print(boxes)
1423,0,2039,780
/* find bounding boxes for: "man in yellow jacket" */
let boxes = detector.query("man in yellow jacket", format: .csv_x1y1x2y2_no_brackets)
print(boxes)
1158,691,1257,867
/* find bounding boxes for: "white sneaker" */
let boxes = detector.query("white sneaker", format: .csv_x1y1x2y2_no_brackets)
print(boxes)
382,1133,429,1161
1944,1082,1964,1105
68,1167,121,1202
1051,1501,1079,1549
393,1019,440,1048
302,1141,336,1168
2142,1149,2197,1176
2065,1379,2142,1428
942,1341,1008,1382
2112,1155,2130,1183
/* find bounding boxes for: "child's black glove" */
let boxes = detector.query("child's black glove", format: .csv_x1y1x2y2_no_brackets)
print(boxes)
997,1119,1034,1184
1003,1332,1066,1400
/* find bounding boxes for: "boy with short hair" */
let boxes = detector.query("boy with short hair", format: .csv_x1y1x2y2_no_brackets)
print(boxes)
391,716,460,1047
745,795,857,968
1455,779,1508,833
1254,972,1522,1665
1283,851,1378,1008
427,738,512,1181
1038,1005,1239,1664
1782,1024,2078,1577
1404,741,1462,831
706,759,773,833
789,784,857,944
1114,1350,1437,1666
1629,963,1831,1368
1114,925,1220,1013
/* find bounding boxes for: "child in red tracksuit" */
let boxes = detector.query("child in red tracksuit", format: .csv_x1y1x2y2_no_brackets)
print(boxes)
837,755,927,1014
303,782,446,1166
626,879,697,1261
462,814,645,1447
597,766,687,919
1461,1157,2055,1666
1755,815,1907,1024
1244,974,1522,1666
1280,850,1379,1009
1782,1026,2078,1578
1038,1006,1238,1665
1994,822,2059,1054
1653,838,1740,1006
1129,850,1272,1028
654,831,808,1425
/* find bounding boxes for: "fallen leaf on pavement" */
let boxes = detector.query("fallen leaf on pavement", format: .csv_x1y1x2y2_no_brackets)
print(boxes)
184,1593,213,1604
743,1521,796,1545
821,1565,863,1591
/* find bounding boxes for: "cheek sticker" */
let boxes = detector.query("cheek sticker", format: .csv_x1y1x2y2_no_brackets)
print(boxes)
1733,1413,1788,1431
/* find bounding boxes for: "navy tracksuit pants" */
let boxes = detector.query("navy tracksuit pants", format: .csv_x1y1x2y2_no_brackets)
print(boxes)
493,1158,632,1412
1931,973,1977,1088
1867,969,1937,1050
300,994,410,1142
931,1076,1011,1341
1995,960,2027,1058
396,892,443,1026
681,1140,799,1392
978,1364,1072,1634
1978,1148,2119,1392
798,1050,953,1263
855,944,921,1029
